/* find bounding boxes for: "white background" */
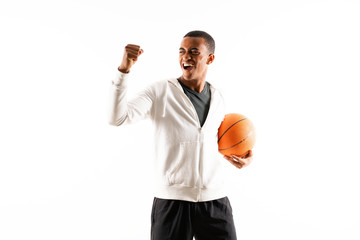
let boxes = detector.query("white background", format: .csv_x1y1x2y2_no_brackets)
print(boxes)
1,0,359,239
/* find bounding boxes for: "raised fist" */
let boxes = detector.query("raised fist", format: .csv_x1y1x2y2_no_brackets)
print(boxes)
118,44,144,73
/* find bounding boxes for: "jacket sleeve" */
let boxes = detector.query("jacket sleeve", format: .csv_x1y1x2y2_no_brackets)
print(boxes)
109,71,156,126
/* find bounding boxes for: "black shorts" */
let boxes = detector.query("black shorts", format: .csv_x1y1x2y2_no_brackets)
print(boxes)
151,196,237,240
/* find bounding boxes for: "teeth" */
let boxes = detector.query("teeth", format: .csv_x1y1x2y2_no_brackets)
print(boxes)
183,63,193,67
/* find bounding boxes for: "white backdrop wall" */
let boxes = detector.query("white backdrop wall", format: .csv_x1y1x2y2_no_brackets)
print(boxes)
1,0,359,239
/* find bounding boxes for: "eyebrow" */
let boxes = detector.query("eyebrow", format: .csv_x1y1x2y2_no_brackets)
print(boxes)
179,47,200,51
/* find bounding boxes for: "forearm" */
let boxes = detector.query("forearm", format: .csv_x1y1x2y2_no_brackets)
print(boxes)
109,69,156,126
109,71,130,126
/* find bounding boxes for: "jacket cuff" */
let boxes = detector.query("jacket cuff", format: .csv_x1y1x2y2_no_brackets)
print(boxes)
112,70,129,87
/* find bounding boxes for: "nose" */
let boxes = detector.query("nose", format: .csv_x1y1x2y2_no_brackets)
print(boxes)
183,52,192,61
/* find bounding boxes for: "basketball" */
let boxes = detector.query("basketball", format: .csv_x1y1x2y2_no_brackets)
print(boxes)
218,113,256,157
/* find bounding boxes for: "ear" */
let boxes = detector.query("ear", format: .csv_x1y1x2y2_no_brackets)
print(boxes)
206,54,215,65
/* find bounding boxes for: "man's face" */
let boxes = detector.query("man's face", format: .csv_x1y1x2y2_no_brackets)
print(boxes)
179,37,214,81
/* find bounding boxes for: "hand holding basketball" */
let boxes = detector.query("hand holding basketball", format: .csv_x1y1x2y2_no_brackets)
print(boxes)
118,44,144,73
224,150,253,169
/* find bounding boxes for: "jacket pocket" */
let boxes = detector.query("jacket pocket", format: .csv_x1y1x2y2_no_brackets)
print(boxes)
165,141,200,188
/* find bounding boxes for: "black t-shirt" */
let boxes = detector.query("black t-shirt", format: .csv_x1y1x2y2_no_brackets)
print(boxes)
178,79,211,127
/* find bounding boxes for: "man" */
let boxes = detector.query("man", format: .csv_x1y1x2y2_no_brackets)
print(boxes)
109,30,253,240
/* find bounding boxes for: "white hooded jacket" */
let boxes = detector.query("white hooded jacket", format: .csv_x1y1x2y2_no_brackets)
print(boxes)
109,71,226,202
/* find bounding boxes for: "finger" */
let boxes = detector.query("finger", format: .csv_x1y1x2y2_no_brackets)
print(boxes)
231,155,247,165
125,44,142,54
232,159,244,169
245,150,253,158
127,53,140,60
232,150,253,160
231,154,252,168
228,159,243,169
125,44,141,49
126,49,144,60
225,155,243,163
224,155,244,169
126,48,141,56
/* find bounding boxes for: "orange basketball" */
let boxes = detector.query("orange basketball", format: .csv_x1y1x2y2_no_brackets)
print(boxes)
218,113,256,157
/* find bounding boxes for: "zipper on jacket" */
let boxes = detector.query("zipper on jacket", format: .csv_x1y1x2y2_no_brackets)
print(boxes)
170,80,204,201
172,80,216,131
171,80,202,128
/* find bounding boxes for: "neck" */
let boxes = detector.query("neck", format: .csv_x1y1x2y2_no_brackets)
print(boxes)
178,76,206,93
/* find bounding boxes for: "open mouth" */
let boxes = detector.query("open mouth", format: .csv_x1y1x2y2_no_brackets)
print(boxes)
183,63,194,71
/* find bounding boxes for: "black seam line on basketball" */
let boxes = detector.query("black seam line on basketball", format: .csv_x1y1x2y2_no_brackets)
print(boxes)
219,136,249,151
217,118,247,143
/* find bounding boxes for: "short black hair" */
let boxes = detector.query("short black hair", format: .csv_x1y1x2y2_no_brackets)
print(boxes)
183,30,215,54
